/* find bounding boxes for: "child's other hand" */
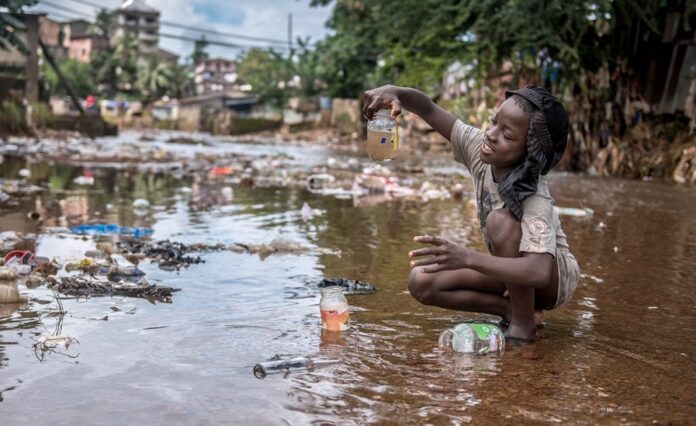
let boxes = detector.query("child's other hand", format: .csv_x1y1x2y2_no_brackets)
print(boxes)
408,235,472,273
363,85,402,120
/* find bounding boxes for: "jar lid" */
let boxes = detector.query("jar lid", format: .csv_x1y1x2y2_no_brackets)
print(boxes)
375,109,391,118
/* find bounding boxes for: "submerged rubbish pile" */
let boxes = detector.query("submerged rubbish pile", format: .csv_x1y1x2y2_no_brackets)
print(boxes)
49,275,178,303
116,239,225,271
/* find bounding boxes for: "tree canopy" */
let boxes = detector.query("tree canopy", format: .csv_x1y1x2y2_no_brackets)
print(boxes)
309,0,695,97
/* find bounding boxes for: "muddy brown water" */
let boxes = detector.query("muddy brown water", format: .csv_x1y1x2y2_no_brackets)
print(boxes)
1,139,695,424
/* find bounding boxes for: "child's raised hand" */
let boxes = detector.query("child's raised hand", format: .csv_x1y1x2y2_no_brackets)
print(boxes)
363,85,402,120
408,235,472,273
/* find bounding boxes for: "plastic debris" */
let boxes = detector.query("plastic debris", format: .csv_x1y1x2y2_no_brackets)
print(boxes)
34,334,78,350
253,356,340,379
0,282,26,303
318,277,377,295
42,226,71,234
581,274,604,284
307,174,336,191
69,223,154,238
208,166,234,177
73,175,95,186
419,181,451,201
300,202,324,221
18,168,30,178
50,275,179,303
231,239,338,260
132,199,151,209
554,206,594,218
115,240,220,271
109,254,145,276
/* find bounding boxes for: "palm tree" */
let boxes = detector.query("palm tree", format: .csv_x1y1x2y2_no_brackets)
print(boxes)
0,0,38,53
137,55,174,101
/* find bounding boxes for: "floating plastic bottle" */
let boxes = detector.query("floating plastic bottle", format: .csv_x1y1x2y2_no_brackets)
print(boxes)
438,323,505,355
367,109,398,161
319,286,349,331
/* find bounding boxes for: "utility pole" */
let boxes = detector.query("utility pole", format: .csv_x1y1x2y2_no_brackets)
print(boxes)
287,13,293,55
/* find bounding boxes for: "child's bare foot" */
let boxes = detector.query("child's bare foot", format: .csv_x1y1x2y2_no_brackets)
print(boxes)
504,322,536,343
500,310,544,329
534,310,545,327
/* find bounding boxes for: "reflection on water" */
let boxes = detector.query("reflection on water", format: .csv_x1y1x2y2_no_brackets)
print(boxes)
1,152,695,424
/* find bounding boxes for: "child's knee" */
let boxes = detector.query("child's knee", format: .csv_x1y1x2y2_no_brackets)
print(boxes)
485,208,522,251
407,268,435,305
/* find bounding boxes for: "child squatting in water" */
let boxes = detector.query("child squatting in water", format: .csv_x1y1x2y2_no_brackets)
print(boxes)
362,85,581,342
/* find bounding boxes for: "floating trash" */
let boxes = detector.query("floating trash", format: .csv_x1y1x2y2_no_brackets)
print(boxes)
253,356,340,379
318,277,377,295
132,199,151,209
50,275,179,303
69,223,154,238
554,206,594,218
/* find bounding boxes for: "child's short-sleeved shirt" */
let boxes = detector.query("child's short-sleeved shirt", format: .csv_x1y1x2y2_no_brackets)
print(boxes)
450,120,572,256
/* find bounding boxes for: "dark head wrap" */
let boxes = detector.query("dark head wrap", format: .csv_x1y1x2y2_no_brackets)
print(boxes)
497,85,569,220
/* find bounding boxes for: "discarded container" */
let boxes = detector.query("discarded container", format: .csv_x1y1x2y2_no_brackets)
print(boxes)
42,226,71,234
438,323,505,355
110,254,145,276
3,249,35,266
253,356,340,379
554,206,594,218
0,267,18,282
72,175,95,186
132,199,151,209
0,283,26,303
320,286,349,332
367,109,399,161
70,223,153,238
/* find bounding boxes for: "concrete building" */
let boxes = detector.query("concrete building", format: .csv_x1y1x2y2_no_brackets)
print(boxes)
0,13,40,102
113,0,160,55
67,34,109,63
177,91,257,130
194,58,238,94
38,16,67,60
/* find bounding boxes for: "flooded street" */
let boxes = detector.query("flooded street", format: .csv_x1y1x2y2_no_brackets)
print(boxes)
1,132,695,424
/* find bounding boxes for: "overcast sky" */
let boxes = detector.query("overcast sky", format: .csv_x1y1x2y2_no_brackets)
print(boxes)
29,0,334,60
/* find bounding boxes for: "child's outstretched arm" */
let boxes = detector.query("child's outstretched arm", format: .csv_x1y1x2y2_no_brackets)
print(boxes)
363,85,457,142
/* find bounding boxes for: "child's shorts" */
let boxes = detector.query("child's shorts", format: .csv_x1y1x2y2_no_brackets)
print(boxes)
553,248,580,309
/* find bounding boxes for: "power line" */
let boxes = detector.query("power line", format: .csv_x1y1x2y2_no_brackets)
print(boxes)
33,2,386,60
33,4,295,52
60,0,303,46
36,1,294,50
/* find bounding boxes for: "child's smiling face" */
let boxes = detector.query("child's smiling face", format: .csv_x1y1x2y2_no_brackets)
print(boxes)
481,98,530,172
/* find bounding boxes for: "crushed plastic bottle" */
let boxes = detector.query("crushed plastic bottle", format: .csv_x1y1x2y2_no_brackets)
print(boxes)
438,323,505,355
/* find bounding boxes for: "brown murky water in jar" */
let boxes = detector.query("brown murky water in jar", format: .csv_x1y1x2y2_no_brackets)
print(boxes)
1,135,695,424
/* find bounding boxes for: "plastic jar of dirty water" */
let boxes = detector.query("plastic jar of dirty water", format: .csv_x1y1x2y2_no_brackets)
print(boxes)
367,109,398,161
319,286,349,331
438,323,505,355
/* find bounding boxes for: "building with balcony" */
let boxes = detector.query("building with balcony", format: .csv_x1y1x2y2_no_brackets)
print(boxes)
194,58,238,94
113,0,160,55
